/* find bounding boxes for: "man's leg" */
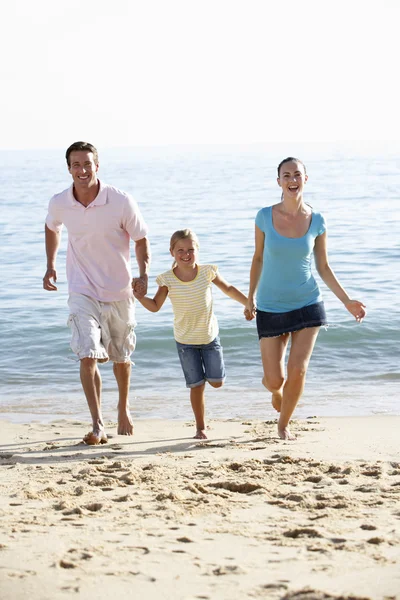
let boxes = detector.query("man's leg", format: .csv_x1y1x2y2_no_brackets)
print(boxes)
113,361,134,435
80,357,107,443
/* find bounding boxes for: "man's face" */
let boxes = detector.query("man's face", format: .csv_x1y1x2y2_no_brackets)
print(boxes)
68,151,99,190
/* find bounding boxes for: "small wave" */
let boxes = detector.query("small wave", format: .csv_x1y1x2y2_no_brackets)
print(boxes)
367,373,400,381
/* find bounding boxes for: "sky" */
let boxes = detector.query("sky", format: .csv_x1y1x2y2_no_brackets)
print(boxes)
1,0,399,150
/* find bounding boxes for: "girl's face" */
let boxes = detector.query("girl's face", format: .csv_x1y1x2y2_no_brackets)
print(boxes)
171,237,198,268
277,160,308,199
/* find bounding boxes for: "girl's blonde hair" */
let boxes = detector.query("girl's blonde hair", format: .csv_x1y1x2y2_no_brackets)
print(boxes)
170,229,200,268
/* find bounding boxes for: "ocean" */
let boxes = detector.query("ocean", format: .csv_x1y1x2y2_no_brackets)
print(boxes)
0,144,399,424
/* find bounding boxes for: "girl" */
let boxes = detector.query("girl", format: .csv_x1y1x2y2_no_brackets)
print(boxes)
134,229,252,439
244,157,366,441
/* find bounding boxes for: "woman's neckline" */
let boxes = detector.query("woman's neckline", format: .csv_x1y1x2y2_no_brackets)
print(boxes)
270,205,313,240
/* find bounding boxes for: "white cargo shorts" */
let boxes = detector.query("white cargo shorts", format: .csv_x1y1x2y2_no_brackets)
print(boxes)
67,293,136,363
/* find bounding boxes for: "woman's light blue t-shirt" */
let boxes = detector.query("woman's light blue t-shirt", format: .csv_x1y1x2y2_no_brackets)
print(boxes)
255,205,326,313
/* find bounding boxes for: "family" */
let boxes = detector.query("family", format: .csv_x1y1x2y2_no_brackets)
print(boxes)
43,142,366,444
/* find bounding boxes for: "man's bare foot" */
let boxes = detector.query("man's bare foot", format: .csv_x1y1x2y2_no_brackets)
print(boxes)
83,427,108,445
194,429,207,440
277,425,296,441
117,410,134,435
271,392,282,413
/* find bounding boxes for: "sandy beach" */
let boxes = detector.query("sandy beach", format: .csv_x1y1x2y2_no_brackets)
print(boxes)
0,416,399,600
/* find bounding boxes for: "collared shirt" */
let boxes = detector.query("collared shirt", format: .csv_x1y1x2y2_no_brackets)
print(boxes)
46,180,149,302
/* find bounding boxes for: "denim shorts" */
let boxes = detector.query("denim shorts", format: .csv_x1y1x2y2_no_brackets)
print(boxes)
256,301,327,339
175,336,226,388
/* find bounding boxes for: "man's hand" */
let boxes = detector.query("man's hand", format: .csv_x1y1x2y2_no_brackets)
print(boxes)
132,274,148,298
43,268,58,291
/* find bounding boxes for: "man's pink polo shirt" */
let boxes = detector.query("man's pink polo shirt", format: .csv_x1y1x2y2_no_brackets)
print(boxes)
46,181,149,302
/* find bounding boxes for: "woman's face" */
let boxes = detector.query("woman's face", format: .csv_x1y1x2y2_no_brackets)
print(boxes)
277,160,308,199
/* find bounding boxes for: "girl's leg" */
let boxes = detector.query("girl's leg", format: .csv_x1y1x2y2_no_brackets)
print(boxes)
260,334,290,412
278,327,320,440
190,384,207,439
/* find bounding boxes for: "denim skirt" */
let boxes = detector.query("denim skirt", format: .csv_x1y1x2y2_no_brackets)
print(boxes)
256,301,327,339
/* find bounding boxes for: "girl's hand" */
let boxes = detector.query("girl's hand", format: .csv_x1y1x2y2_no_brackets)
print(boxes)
132,277,147,298
344,300,366,323
244,298,256,321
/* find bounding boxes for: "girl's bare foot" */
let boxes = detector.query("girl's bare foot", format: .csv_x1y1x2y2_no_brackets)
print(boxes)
271,392,282,413
194,429,207,440
117,410,134,435
277,425,296,441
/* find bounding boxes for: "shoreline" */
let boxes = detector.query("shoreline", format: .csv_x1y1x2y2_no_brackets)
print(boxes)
1,416,399,599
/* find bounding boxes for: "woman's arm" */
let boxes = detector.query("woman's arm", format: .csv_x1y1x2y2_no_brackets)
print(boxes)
314,232,366,322
244,225,265,319
133,285,169,313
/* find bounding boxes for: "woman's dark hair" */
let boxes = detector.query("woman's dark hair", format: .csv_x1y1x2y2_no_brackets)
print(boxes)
277,157,306,177
66,141,99,167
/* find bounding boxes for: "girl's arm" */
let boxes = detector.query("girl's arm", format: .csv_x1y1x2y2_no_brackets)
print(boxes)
314,232,366,322
133,285,169,313
244,225,265,319
212,273,248,307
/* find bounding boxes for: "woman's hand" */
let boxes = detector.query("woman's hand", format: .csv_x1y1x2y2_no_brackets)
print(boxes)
344,300,366,323
244,298,256,321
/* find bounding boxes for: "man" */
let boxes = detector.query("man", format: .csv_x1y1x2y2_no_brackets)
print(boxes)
43,141,150,445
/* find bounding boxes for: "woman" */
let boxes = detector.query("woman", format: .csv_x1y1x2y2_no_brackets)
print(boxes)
245,157,366,440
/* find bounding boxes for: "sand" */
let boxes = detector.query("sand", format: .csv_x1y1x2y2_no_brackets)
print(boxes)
0,416,399,600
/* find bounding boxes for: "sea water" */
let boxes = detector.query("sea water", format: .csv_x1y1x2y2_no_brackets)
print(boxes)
0,144,399,423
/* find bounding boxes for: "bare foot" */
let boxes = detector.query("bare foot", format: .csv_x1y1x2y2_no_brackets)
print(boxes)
277,426,296,441
83,428,108,445
194,429,207,440
271,392,282,413
117,410,134,435
262,377,282,413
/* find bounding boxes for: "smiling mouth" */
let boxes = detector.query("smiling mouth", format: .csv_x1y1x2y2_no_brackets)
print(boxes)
288,185,299,191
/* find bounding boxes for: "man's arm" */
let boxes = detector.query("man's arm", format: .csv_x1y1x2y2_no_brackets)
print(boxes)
133,237,151,297
43,224,61,291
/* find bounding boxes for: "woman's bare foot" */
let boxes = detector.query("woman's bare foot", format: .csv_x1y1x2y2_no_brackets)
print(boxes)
271,392,282,413
83,427,108,445
117,410,134,435
277,425,296,440
262,377,282,412
194,429,207,440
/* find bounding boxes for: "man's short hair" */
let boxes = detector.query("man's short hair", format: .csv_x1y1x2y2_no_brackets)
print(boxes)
66,142,99,167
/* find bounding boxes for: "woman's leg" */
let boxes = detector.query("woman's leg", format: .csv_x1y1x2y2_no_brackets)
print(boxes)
190,384,207,439
260,334,290,412
278,327,320,440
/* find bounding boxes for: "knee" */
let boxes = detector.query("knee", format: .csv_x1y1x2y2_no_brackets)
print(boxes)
113,361,131,371
209,381,224,389
81,357,97,370
262,374,284,392
287,363,308,381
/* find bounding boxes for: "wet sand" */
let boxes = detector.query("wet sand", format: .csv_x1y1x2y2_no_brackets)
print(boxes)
0,416,399,599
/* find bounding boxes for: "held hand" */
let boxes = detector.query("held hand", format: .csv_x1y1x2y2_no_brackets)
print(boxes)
43,268,58,291
132,275,148,299
244,298,256,321
344,300,366,323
